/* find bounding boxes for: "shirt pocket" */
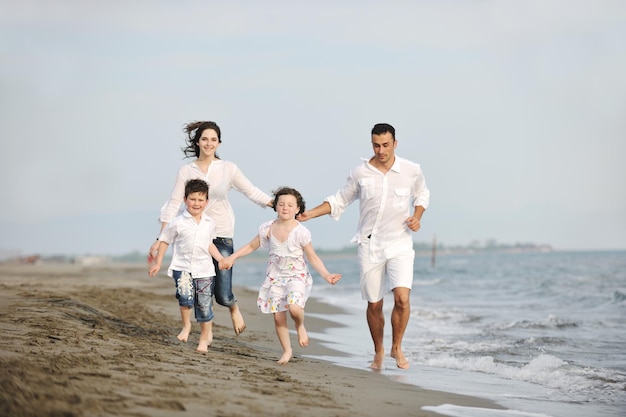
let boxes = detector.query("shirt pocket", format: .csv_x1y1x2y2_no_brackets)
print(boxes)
359,178,375,199
393,187,411,208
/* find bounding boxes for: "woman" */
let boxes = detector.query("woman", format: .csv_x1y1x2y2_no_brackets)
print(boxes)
150,121,272,337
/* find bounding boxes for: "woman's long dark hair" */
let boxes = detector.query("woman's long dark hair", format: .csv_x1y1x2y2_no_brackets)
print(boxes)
182,121,222,159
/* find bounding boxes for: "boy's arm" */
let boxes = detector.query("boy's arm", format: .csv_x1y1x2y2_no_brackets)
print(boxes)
209,243,224,263
149,222,169,259
302,243,341,285
148,241,169,277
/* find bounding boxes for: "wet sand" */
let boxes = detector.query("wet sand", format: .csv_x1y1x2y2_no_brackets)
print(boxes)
0,263,503,417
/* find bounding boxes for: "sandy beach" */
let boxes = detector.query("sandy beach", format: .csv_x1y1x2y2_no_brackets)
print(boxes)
0,262,502,417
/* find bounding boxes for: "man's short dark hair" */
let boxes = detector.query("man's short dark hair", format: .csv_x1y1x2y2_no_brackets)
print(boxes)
371,123,396,140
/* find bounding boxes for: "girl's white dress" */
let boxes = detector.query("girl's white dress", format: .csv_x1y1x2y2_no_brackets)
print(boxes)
257,220,313,313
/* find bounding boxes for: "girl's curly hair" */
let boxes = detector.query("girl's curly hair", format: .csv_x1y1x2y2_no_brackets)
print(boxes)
271,187,306,216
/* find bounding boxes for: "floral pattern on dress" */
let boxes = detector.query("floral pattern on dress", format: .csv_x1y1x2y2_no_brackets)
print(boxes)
256,222,313,314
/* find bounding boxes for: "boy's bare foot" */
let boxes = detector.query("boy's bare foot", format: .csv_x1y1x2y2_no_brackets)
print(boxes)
368,351,385,370
177,325,191,343
230,304,246,335
296,324,309,347
196,334,213,353
391,349,409,369
277,349,293,365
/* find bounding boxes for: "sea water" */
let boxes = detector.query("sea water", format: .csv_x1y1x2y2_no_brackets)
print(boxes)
234,251,626,417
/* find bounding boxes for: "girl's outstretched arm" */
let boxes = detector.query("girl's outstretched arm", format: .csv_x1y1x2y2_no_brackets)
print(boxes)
220,235,261,270
303,243,341,285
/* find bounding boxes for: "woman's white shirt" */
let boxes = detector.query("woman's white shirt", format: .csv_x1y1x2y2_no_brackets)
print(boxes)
159,160,271,238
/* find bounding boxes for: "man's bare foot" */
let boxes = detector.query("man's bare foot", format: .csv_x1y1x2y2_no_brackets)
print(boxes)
277,349,293,365
368,351,385,370
230,304,246,335
391,349,410,369
196,334,213,353
296,324,309,347
177,325,191,342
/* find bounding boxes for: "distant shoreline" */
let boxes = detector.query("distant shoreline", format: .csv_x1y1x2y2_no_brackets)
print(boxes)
8,244,626,266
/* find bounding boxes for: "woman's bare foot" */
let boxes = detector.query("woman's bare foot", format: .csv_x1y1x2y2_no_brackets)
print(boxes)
230,304,246,335
177,325,191,342
391,349,409,369
277,349,293,365
368,351,385,370
296,324,309,347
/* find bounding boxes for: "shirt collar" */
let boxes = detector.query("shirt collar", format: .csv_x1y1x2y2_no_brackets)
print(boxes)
183,210,210,222
362,156,402,173
390,156,401,173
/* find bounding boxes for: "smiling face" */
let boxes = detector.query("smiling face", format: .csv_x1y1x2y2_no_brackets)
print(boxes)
371,132,397,167
184,191,208,217
275,194,299,220
197,128,221,159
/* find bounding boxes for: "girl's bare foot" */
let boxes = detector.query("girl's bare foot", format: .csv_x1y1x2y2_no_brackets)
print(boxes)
368,351,385,370
277,349,293,365
391,349,409,369
230,304,246,335
177,325,191,342
296,324,309,347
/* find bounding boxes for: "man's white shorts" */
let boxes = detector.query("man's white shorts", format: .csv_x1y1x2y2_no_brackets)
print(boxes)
357,241,415,302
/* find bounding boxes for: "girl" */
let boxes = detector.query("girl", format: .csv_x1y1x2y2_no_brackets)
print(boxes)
220,187,341,364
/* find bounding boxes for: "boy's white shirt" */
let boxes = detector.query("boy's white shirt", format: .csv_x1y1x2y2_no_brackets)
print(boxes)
159,210,218,278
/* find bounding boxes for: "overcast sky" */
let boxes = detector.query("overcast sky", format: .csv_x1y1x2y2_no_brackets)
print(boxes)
1,0,625,257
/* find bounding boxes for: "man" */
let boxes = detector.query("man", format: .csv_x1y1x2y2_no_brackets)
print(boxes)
298,123,430,369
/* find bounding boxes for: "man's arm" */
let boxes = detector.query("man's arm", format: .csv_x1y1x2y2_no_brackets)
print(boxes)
406,205,425,232
298,201,331,222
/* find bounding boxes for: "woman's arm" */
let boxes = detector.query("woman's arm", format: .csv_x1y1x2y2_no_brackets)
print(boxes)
229,163,272,207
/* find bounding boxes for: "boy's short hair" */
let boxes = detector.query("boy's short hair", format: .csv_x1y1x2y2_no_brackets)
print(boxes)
184,179,209,198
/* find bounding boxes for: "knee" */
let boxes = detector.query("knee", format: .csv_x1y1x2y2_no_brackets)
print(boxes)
288,304,303,317
215,294,234,307
367,300,384,314
195,303,214,322
395,299,410,313
273,312,288,326
393,290,410,309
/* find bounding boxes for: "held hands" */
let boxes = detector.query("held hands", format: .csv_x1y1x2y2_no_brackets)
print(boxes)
219,256,235,270
296,211,310,222
324,273,342,285
406,216,421,232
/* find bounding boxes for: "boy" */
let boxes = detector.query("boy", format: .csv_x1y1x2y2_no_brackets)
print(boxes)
149,179,224,352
